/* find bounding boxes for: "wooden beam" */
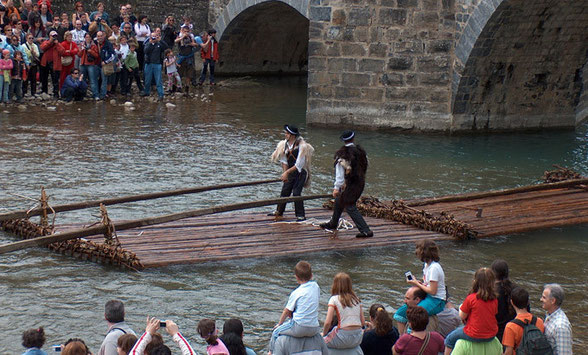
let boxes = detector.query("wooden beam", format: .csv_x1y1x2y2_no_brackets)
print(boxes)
406,178,588,207
0,179,281,221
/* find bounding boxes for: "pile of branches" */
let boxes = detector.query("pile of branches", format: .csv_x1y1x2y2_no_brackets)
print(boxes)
48,239,143,271
1,218,143,270
543,165,583,183
324,196,477,240
0,218,53,239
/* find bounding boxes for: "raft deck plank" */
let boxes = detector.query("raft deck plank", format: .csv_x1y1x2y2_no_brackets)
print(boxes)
51,186,588,268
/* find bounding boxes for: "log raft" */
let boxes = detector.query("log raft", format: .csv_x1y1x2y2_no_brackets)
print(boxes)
1,177,587,269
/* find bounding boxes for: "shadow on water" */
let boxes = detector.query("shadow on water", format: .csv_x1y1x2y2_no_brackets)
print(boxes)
0,77,587,353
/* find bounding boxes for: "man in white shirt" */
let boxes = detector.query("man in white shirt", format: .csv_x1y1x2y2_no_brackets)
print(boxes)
541,283,573,355
71,20,86,69
269,124,314,222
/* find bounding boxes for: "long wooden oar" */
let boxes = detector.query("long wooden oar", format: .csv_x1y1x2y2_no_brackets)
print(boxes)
0,194,331,254
407,178,588,207
0,179,281,222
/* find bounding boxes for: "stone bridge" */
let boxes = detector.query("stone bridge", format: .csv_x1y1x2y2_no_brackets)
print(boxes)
210,0,588,131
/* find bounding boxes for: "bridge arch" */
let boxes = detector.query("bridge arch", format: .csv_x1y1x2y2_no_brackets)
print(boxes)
211,0,310,75
452,0,588,130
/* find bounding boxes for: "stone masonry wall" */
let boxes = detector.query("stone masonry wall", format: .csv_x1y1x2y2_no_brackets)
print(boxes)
305,0,456,131
50,0,210,32
452,0,588,130
578,60,588,125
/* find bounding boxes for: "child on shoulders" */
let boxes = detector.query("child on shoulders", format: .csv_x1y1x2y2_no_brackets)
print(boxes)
444,267,498,355
269,260,321,354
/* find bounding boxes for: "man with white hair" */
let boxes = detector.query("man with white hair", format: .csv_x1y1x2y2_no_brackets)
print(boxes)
541,283,572,354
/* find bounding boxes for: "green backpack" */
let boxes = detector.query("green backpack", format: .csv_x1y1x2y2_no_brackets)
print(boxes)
511,316,553,355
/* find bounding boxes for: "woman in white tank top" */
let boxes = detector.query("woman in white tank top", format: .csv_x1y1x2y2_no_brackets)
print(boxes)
322,272,365,350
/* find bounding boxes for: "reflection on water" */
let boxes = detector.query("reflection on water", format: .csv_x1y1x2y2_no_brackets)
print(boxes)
0,77,587,353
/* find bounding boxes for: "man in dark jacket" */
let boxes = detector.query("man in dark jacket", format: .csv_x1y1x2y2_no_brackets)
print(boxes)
60,68,88,101
140,32,168,100
96,30,114,99
320,130,373,238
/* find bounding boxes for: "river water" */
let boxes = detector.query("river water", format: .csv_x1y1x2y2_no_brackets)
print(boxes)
1,77,587,353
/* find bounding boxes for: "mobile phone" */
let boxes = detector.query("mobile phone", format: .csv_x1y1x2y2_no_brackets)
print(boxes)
160,320,166,327
53,345,62,352
405,271,413,281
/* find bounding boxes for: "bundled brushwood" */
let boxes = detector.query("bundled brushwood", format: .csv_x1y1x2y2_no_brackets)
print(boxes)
352,196,477,240
1,218,143,270
543,165,583,183
0,219,53,239
48,239,143,271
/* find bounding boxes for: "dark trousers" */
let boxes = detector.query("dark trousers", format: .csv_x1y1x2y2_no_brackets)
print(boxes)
40,65,60,96
23,65,37,95
122,67,143,94
328,196,371,233
108,70,121,94
62,87,87,102
9,79,23,101
276,169,307,218
199,58,215,84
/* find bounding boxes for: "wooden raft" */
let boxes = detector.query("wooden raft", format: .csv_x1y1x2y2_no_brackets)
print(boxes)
50,184,588,268
407,186,588,237
54,209,449,268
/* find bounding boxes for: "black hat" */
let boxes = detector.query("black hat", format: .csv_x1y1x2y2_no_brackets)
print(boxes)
340,130,355,142
284,124,300,136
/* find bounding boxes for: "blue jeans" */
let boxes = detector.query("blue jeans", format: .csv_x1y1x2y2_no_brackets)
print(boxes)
199,58,215,84
98,66,107,99
143,63,163,98
444,325,496,349
394,294,446,324
0,79,9,102
80,65,98,98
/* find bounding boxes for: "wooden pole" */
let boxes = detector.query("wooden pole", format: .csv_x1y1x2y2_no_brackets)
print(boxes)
0,194,331,254
407,178,588,207
0,179,281,222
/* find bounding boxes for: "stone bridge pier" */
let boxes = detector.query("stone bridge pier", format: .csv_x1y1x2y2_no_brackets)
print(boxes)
210,0,588,132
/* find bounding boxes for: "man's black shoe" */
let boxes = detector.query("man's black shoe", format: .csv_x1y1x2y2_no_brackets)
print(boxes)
319,222,336,230
296,216,306,222
356,231,374,238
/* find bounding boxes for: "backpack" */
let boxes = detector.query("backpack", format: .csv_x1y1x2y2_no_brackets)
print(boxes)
511,316,553,355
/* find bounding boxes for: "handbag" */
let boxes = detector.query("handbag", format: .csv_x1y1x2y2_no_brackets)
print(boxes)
61,56,73,66
102,62,115,76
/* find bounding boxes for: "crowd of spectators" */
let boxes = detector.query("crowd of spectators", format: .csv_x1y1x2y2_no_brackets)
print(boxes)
20,240,573,355
0,0,218,104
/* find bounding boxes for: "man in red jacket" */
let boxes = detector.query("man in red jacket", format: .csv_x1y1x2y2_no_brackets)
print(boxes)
198,29,218,86
39,30,64,97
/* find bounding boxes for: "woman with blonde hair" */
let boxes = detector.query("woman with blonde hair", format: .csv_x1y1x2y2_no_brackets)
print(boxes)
322,272,365,350
59,30,78,88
